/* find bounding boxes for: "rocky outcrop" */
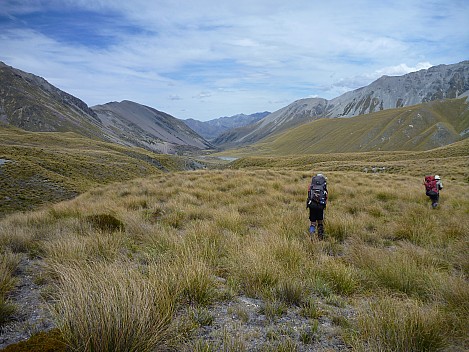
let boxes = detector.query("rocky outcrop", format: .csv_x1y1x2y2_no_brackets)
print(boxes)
326,61,469,117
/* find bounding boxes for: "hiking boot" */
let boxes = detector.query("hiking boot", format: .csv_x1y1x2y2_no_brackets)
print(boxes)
432,202,438,208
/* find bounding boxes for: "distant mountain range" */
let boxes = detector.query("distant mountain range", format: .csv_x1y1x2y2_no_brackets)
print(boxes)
183,112,270,141
227,98,469,156
213,61,469,149
1,60,468,154
0,62,212,154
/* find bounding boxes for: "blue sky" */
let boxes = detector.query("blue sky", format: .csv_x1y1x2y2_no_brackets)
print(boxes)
1,1,468,121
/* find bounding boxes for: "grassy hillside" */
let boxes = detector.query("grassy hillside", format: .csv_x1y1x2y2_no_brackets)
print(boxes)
0,150,467,351
219,98,469,157
228,138,469,182
0,126,186,217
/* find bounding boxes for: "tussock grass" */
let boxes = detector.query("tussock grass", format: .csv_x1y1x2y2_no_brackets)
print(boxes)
0,151,468,350
0,125,183,217
317,258,360,295
259,300,288,321
299,297,322,319
350,243,439,298
170,254,217,306
85,213,125,233
229,245,281,297
262,338,299,352
273,279,306,306
0,252,21,295
348,296,449,352
323,213,356,242
50,261,175,352
0,251,20,327
43,231,124,264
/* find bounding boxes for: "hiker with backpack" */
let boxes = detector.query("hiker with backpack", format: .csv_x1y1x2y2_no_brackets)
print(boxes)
306,173,328,240
424,175,443,208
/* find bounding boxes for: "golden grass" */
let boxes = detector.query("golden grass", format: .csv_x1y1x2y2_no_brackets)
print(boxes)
347,296,449,352
49,261,175,352
0,126,184,217
0,151,467,350
0,251,20,326
227,138,469,182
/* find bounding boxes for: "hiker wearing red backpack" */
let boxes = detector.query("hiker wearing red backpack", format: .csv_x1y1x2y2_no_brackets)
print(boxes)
306,173,328,240
424,175,443,208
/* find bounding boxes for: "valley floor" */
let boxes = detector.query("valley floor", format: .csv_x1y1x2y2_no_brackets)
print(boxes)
0,151,468,351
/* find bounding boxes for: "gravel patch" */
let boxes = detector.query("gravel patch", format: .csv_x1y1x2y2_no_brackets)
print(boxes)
0,257,55,349
182,294,353,351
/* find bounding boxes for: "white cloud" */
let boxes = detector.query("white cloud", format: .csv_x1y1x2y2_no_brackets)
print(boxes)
1,0,468,120
374,62,433,76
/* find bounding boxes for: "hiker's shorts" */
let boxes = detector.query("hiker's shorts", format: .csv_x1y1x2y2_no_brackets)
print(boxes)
309,203,325,221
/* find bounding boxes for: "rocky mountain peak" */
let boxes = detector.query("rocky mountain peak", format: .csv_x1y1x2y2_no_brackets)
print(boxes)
213,61,469,148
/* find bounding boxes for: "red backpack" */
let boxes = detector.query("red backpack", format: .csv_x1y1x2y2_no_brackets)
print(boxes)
424,175,438,196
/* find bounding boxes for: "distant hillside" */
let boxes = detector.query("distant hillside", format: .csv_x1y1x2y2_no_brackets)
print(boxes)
183,111,270,140
227,138,469,187
214,61,469,149
0,61,104,139
219,98,469,156
0,125,192,217
92,100,213,154
0,62,212,154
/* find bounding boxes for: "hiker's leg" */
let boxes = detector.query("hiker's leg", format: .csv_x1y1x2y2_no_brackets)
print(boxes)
431,194,439,208
317,220,324,239
309,208,317,234
317,206,326,239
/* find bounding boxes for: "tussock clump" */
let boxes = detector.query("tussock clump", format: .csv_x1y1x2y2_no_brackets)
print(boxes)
348,297,448,352
317,258,360,295
0,297,16,328
84,213,124,233
50,261,174,352
273,279,306,306
349,244,438,298
0,252,20,327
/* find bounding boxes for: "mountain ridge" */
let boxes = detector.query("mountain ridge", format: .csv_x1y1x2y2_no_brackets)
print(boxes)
0,61,103,138
92,100,213,154
219,97,469,156
213,61,469,149
183,111,270,141
2,60,469,155
0,62,212,154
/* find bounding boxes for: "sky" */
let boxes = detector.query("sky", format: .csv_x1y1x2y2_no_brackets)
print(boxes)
1,1,468,121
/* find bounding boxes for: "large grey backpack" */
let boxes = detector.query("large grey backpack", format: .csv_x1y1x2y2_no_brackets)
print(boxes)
307,174,327,207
